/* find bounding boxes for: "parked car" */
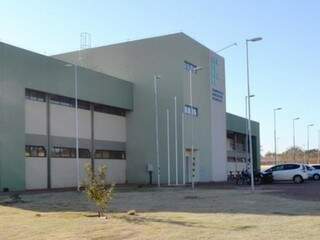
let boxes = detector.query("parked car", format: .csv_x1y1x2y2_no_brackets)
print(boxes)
305,165,320,180
243,170,273,185
263,164,308,184
259,171,273,184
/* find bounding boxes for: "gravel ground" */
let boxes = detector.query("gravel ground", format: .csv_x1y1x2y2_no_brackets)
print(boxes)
0,183,320,240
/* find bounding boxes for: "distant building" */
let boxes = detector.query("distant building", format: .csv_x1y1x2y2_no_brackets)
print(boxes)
0,33,260,191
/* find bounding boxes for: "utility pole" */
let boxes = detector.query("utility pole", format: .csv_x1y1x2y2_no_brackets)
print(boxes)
273,107,282,165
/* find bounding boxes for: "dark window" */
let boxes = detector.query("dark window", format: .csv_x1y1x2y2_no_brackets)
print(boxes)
50,95,75,108
265,168,272,173
79,148,90,158
27,90,125,115
78,100,90,110
184,104,198,117
25,89,46,102
25,145,46,157
272,165,284,171
94,104,126,116
284,164,299,170
305,165,313,171
313,165,320,170
94,150,126,160
50,95,91,111
52,147,90,158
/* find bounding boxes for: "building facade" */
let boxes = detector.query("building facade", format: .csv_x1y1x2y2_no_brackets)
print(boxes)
0,33,260,191
0,42,133,191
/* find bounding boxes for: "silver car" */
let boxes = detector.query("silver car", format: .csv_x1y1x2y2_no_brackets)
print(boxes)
305,165,320,180
264,164,308,184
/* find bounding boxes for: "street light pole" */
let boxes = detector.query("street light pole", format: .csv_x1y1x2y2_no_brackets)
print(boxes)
307,124,314,164
318,130,320,164
273,107,282,165
189,66,203,191
65,63,80,191
292,117,300,162
74,64,80,192
245,95,255,169
246,37,262,192
153,75,161,187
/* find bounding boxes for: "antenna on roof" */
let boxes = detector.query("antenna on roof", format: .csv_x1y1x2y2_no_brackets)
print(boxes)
79,32,91,67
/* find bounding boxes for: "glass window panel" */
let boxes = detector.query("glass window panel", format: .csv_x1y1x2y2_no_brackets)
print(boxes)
25,89,46,102
25,145,46,157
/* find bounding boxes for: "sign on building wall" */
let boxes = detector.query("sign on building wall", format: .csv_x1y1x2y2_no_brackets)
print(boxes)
209,52,224,103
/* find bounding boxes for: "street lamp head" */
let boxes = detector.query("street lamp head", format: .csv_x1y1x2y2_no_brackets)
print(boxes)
308,124,314,127
248,37,263,42
194,66,203,72
193,66,204,74
274,107,282,111
294,117,300,121
154,75,161,80
245,94,255,99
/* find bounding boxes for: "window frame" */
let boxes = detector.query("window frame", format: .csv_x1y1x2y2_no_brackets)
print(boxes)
184,104,198,117
26,89,126,116
284,164,299,170
25,145,47,158
25,89,46,102
94,149,126,160
94,104,126,116
271,165,285,171
51,147,91,158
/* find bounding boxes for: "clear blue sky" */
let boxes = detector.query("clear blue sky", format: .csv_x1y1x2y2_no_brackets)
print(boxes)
1,0,320,155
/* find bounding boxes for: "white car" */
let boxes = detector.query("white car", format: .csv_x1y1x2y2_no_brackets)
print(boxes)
264,164,308,184
305,165,320,180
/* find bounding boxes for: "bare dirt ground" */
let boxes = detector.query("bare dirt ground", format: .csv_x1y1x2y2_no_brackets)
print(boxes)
0,183,320,240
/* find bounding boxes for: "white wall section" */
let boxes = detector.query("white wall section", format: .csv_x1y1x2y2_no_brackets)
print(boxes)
94,159,126,184
25,100,46,135
25,97,127,189
25,157,47,190
94,112,126,142
50,104,91,139
51,158,90,188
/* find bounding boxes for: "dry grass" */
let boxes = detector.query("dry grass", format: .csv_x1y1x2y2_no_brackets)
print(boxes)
1,187,320,240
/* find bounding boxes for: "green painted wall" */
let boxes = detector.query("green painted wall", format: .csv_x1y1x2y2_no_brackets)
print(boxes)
0,42,133,191
226,113,261,170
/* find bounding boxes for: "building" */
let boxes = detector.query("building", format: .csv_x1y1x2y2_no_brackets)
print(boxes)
0,33,260,191
226,113,260,172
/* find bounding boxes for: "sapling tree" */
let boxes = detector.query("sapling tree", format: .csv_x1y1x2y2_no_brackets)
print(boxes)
83,164,114,217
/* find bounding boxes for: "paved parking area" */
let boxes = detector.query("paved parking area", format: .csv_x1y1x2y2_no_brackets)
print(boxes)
255,181,320,201
195,180,320,201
